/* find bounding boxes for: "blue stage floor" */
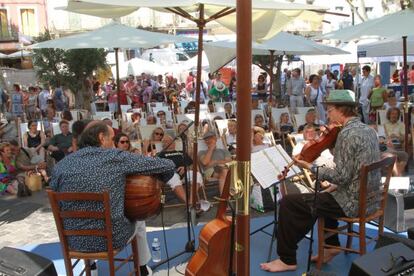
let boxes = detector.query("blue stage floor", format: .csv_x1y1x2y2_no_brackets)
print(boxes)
21,216,397,275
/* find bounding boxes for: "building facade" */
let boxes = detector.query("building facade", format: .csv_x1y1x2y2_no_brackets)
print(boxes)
0,0,48,52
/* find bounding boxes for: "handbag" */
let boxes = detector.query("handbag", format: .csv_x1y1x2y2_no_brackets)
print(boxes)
25,170,42,192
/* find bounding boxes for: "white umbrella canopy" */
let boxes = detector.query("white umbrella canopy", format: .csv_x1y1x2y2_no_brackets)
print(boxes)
0,53,8,59
318,8,414,155
319,8,414,41
56,0,138,18
7,50,32,59
357,36,414,57
66,0,327,41
204,32,349,72
28,21,196,50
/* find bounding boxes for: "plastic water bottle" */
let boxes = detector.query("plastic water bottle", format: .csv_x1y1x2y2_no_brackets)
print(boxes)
90,261,98,276
151,238,161,263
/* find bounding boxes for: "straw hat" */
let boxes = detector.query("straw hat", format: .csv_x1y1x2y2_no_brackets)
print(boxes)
323,90,357,106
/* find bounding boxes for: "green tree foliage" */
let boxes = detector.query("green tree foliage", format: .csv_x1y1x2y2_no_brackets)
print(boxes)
32,30,107,109
32,30,66,88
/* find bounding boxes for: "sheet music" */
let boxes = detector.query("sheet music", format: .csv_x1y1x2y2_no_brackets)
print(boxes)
251,145,301,189
264,146,301,178
251,150,279,189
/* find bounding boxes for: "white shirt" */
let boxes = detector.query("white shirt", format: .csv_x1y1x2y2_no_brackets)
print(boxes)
38,90,50,111
226,133,236,145
359,74,374,104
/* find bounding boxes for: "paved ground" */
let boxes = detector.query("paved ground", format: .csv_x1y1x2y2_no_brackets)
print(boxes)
1,166,414,276
0,188,268,249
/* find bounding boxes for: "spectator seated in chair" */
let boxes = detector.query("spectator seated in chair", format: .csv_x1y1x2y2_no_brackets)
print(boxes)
199,131,232,195
158,134,204,205
384,107,405,149
0,142,19,195
9,139,49,183
297,108,320,133
224,119,237,154
251,127,270,153
45,120,73,162
23,120,46,163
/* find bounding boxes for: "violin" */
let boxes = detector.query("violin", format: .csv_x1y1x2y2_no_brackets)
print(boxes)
278,124,341,180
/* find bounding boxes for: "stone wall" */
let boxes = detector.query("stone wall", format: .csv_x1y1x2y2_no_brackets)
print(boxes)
0,67,37,91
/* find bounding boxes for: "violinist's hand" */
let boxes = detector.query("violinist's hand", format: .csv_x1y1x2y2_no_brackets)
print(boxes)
321,183,337,193
292,155,312,170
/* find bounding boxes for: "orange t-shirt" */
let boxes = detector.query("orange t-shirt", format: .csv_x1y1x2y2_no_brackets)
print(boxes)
409,70,414,84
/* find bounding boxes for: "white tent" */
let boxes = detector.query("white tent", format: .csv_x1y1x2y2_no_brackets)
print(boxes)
357,36,414,58
56,1,138,18
318,8,414,41
0,53,8,59
28,21,195,50
66,0,327,41
204,32,349,72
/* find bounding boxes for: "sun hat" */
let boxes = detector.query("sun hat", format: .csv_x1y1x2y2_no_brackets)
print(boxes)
215,81,226,92
323,89,357,106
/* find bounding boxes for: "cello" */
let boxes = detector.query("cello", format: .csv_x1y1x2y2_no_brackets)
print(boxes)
185,166,234,276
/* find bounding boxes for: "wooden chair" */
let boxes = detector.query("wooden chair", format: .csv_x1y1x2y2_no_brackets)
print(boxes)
47,190,140,276
316,155,396,269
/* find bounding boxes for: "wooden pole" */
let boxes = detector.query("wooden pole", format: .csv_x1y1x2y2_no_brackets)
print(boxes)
402,36,409,154
115,48,121,117
268,50,275,131
236,0,252,274
191,4,205,211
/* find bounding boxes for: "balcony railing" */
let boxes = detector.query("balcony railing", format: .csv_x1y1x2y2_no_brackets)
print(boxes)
0,26,19,42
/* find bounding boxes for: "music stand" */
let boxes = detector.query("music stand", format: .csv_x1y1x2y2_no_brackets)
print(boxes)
249,180,280,262
151,121,195,270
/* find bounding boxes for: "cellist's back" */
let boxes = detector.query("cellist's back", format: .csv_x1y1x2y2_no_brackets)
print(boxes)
185,172,233,276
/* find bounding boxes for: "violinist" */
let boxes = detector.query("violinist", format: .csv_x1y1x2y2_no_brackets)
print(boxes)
261,90,381,273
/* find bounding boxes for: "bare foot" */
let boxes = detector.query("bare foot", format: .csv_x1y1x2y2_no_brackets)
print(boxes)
311,248,342,263
260,259,297,272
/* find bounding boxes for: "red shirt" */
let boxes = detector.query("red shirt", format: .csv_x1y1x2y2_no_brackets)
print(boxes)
119,89,128,105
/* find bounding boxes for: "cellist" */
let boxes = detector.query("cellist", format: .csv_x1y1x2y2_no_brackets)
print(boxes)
260,90,381,273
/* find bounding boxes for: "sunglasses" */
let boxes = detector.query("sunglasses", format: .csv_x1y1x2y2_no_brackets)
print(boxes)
154,132,164,136
119,140,130,144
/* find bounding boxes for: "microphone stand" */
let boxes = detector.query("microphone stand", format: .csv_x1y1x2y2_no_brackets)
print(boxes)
152,121,195,270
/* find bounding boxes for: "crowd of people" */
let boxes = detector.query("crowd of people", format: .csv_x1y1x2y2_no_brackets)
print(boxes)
0,64,411,195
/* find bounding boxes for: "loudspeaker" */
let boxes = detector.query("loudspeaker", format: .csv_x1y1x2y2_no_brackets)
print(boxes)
349,243,414,276
0,247,57,276
375,232,414,251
